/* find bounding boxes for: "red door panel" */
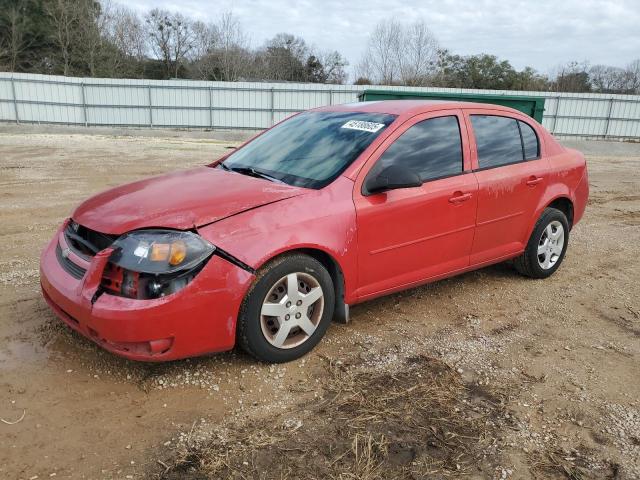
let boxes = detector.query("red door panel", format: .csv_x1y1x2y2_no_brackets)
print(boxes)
355,173,478,298
471,160,549,263
352,109,478,300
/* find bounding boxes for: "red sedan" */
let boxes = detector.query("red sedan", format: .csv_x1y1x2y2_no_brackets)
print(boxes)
40,100,589,363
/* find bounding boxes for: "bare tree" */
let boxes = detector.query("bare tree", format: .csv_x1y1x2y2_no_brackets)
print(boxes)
399,20,439,86
188,12,251,81
45,0,80,75
0,37,6,71
306,50,349,84
625,59,640,93
105,4,146,60
590,64,627,92
77,0,111,77
190,21,219,60
170,13,195,78
189,20,220,79
146,10,173,77
216,12,251,81
552,61,591,92
357,19,401,84
145,9,195,78
261,33,309,81
358,18,439,85
1,2,32,71
97,2,146,77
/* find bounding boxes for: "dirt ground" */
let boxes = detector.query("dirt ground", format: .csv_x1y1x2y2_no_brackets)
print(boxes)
0,127,638,480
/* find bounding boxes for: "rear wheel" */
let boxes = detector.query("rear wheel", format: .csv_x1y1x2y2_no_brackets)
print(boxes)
237,254,334,363
514,208,569,279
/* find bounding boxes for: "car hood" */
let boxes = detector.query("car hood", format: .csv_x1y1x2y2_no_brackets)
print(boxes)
72,167,306,235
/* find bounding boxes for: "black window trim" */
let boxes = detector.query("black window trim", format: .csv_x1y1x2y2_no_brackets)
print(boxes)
470,114,541,173
362,113,467,194
517,118,541,161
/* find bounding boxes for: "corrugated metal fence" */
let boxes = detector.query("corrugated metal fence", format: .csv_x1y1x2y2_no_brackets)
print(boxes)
1,72,640,139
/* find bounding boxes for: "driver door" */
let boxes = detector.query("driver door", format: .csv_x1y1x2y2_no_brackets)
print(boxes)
353,110,478,300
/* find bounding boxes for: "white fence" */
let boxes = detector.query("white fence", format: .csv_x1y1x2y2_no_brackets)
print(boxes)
1,72,640,139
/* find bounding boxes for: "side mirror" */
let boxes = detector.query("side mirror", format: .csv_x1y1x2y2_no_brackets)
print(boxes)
364,165,422,195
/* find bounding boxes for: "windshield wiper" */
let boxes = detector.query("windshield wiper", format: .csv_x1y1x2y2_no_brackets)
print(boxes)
219,163,284,184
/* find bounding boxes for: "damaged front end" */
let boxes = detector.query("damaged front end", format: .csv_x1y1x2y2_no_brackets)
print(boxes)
63,220,251,301
101,229,214,300
40,219,255,361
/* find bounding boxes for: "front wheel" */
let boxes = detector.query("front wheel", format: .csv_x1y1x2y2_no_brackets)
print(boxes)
514,207,569,279
237,254,335,363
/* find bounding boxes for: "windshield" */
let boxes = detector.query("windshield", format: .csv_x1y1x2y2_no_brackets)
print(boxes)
221,111,397,189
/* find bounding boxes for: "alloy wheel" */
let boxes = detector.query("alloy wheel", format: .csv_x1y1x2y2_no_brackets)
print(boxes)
537,220,565,270
260,272,324,349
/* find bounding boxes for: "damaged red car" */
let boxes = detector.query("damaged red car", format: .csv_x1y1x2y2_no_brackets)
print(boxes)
40,100,589,363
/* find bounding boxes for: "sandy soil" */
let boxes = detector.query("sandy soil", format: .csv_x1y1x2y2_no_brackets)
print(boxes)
0,130,638,480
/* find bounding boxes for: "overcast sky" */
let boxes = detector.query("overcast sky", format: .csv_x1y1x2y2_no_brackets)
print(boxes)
128,0,640,77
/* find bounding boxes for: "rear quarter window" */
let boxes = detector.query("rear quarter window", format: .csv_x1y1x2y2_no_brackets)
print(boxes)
519,120,540,160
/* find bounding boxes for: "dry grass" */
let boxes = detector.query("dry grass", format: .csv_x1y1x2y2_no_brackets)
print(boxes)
526,447,620,480
162,355,505,479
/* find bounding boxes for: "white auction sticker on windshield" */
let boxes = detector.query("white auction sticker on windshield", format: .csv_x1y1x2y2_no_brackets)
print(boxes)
341,120,385,133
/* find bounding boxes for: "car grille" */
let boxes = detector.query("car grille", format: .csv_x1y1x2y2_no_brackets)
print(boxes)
56,243,87,279
64,221,117,257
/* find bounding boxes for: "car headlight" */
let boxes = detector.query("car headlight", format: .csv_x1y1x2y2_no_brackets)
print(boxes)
102,230,215,299
110,229,215,274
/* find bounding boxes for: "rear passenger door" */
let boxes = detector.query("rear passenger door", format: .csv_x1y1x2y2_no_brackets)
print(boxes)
466,110,549,265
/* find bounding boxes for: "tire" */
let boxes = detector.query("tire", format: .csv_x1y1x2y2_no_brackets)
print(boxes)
237,253,335,363
514,207,569,279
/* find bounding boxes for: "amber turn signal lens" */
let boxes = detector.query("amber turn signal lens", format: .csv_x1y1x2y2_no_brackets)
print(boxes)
150,243,170,261
169,240,187,266
149,241,187,265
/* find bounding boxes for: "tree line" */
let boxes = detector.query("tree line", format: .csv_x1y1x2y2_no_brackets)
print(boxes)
0,0,348,83
355,19,640,94
1,0,639,94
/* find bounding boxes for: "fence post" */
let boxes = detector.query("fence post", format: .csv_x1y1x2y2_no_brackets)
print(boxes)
208,86,213,129
80,82,88,127
603,97,614,139
147,85,153,127
550,96,560,134
11,77,20,124
270,87,275,126
329,89,333,105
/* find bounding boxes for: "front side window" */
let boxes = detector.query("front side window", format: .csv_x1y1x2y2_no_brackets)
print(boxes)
221,111,396,189
471,115,523,169
373,116,463,182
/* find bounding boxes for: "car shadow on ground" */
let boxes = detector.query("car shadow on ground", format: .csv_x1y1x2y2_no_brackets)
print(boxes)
349,260,524,315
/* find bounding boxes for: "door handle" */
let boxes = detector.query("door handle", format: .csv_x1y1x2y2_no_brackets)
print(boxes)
449,192,473,204
526,176,544,186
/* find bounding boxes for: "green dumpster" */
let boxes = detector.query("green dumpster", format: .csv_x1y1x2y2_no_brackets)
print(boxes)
358,89,545,123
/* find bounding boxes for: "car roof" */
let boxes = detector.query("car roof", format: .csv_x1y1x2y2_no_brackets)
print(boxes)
318,99,522,117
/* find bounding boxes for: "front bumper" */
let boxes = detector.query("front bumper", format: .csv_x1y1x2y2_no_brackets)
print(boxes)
39,224,255,361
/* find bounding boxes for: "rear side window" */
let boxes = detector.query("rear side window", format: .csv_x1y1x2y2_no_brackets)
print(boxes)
471,115,523,169
376,116,463,182
519,120,540,159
